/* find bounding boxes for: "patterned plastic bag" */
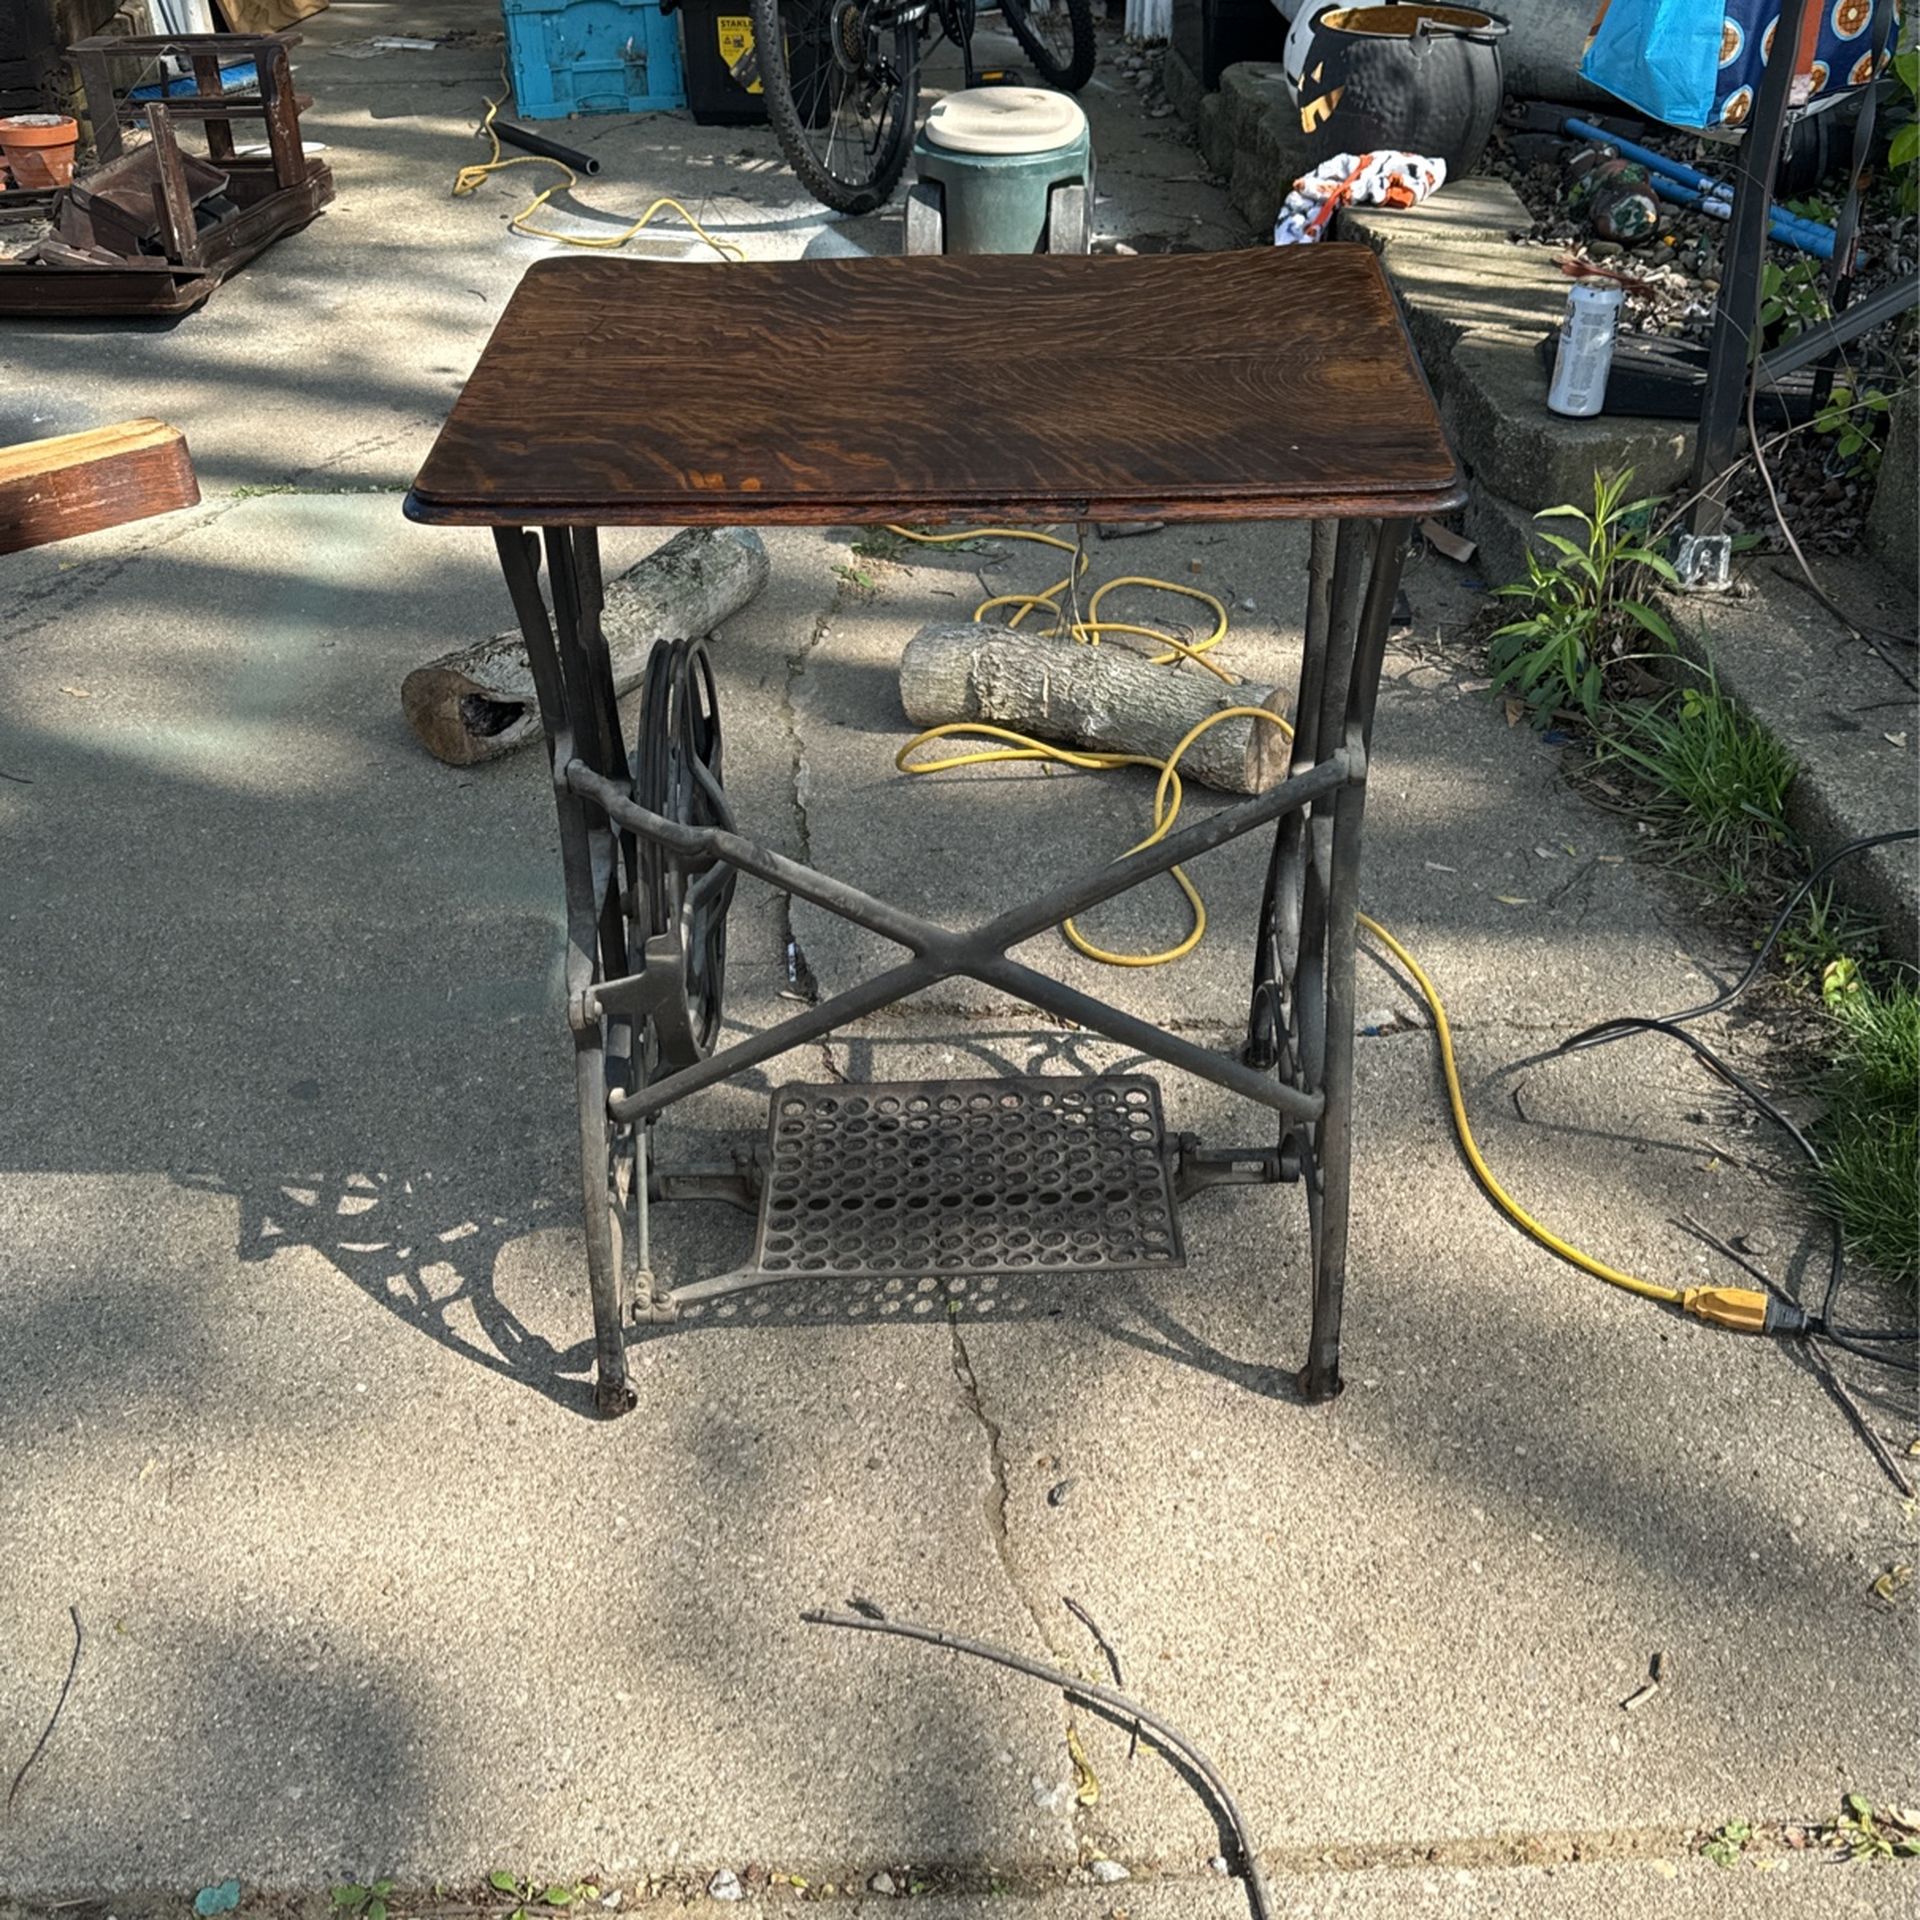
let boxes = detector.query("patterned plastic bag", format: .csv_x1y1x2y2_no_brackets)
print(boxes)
1582,0,1898,130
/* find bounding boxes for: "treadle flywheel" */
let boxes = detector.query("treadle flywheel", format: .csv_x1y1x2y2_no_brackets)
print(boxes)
750,1076,1186,1280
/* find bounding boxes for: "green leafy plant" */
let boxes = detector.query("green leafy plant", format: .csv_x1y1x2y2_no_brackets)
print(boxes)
1813,383,1894,471
1888,47,1919,212
1776,883,1879,991
1490,468,1679,725
1598,678,1796,890
486,1871,599,1920
848,524,987,561
1701,1819,1753,1869
331,1885,395,1920
1817,980,1920,1292
1829,1794,1920,1862
1758,259,1831,341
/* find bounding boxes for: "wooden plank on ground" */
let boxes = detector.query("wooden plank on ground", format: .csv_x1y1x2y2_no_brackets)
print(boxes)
0,418,199,554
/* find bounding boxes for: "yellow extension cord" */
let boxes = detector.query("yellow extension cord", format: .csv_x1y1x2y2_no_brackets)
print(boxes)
885,523,1772,1336
452,88,746,260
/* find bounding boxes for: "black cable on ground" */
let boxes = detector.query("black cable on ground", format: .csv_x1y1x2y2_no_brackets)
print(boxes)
1547,832,1918,1377
1559,828,1919,1053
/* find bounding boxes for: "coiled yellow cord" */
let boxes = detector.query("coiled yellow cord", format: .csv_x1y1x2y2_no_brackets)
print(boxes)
886,523,1244,965
884,522,1723,1320
453,89,745,260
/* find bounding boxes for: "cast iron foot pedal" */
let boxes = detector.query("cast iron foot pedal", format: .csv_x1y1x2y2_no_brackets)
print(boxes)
752,1077,1185,1279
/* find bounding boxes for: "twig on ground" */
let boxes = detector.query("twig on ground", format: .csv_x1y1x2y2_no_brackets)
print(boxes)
1805,1339,1916,1500
1063,1594,1139,1760
1650,388,1902,547
7,1606,82,1816
1679,1216,1916,1498
1746,385,1918,691
803,1605,1272,1920
1620,1649,1665,1712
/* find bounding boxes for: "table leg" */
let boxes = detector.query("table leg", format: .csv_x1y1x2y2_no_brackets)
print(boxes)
1299,518,1407,1401
494,525,641,1416
1249,519,1407,1402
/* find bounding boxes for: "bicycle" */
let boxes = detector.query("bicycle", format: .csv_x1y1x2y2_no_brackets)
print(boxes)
747,0,1096,216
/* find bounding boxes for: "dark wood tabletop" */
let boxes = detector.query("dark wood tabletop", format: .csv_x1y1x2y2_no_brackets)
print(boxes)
406,247,1464,528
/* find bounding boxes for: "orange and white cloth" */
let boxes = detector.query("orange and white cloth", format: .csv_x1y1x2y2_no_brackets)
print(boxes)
1272,150,1448,246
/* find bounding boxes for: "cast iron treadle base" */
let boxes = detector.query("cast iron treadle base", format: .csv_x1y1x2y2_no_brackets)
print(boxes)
751,1077,1186,1279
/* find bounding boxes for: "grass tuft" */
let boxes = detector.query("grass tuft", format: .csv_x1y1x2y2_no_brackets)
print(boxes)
1599,680,1797,892
1817,974,1920,1293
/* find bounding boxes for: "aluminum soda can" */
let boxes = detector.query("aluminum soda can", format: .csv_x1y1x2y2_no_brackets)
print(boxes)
1547,283,1623,418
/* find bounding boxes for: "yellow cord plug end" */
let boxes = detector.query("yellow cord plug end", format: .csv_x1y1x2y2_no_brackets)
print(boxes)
1680,1286,1773,1334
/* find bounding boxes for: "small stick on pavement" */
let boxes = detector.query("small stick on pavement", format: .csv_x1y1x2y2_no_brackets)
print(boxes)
802,1605,1272,1920
7,1606,82,1815
1062,1595,1139,1761
1805,1338,1916,1500
1620,1649,1665,1713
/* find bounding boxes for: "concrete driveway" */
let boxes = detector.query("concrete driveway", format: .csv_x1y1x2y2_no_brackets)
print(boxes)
1,4,1913,1915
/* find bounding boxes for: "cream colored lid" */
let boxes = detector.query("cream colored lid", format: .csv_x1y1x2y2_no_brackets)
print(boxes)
922,87,1087,155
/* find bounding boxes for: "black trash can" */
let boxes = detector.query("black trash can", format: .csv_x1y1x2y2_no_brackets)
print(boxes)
676,0,769,126
1171,0,1288,91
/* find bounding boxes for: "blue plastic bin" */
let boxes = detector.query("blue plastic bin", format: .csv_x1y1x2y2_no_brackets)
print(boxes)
502,0,686,118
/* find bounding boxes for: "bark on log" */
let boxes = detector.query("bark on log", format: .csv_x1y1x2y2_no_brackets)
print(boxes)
899,622,1288,795
401,528,770,766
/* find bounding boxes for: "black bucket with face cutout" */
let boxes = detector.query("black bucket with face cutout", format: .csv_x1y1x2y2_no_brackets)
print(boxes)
1297,6,1508,179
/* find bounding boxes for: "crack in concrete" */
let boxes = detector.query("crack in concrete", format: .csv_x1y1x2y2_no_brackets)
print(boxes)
5,492,241,645
774,596,836,993
946,1318,1041,1633
6,452,414,651
2,1831,1895,1911
945,1317,1105,1838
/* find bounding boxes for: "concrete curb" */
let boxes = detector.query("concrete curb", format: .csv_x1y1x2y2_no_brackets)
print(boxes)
1326,179,1915,956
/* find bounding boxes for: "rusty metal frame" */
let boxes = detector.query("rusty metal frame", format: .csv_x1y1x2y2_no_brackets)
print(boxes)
491,514,1408,1416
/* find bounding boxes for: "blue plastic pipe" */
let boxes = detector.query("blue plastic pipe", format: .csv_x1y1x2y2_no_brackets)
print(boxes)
1647,172,1836,259
1562,114,1836,255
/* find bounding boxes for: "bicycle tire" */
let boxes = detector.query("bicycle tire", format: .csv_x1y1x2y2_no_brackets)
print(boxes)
750,0,922,215
996,0,1094,92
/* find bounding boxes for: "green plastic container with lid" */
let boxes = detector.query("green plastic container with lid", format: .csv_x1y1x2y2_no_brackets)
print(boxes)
907,88,1093,256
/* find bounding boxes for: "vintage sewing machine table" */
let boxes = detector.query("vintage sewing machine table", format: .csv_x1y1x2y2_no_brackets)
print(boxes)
406,246,1464,1416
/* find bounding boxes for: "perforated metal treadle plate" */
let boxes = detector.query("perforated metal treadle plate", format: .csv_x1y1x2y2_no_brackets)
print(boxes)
752,1078,1185,1280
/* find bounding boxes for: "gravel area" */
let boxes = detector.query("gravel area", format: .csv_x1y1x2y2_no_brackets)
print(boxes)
1486,122,1917,555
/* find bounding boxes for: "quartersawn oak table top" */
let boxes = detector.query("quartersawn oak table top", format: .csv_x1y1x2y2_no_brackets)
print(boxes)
405,247,1465,529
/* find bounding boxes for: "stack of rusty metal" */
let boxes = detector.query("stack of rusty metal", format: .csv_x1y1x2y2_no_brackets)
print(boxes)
0,28,333,317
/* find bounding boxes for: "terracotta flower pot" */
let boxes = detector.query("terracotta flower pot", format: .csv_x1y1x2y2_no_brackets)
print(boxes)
0,114,81,190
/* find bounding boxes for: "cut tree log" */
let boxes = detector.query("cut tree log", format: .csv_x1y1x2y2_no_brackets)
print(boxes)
899,622,1288,795
401,527,770,766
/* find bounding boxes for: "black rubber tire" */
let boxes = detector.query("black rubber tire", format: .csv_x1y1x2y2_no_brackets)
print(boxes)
997,0,1094,92
750,0,921,215
634,638,735,1069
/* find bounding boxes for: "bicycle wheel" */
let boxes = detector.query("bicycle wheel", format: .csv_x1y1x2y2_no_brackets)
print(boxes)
751,0,922,214
996,0,1094,91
